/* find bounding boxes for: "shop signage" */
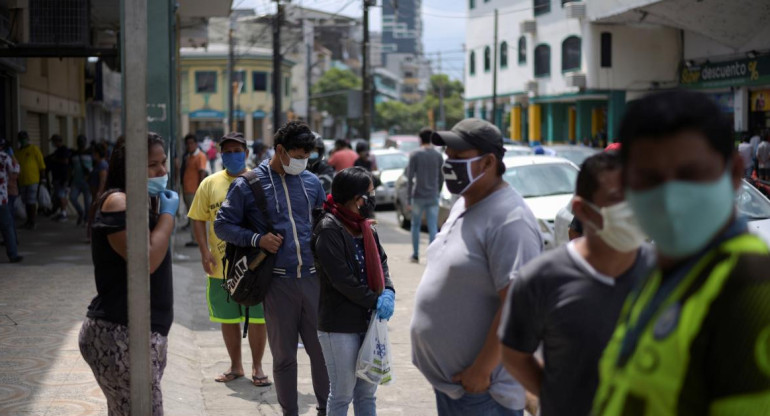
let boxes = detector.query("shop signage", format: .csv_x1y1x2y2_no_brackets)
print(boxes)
189,109,225,119
680,55,770,89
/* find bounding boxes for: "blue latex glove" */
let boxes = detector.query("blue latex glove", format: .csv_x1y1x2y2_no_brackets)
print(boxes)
159,190,179,217
376,289,395,321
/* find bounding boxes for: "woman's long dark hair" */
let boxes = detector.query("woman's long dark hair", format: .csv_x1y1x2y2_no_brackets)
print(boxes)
92,132,165,217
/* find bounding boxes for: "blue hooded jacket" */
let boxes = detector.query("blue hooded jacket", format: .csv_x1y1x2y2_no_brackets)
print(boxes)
214,160,326,278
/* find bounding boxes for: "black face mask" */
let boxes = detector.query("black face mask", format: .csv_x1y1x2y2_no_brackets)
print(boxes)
359,193,376,218
443,155,486,195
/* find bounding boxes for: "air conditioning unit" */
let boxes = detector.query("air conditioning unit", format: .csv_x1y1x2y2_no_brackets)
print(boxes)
564,1,587,19
526,80,538,95
520,20,536,35
565,72,587,88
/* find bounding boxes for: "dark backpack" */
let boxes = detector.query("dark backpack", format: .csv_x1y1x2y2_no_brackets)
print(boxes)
221,170,276,336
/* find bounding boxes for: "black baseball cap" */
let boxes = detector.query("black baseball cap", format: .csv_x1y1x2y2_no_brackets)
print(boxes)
431,118,505,156
219,132,247,149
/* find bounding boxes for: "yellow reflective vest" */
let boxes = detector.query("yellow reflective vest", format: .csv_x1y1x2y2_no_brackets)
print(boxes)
593,233,770,416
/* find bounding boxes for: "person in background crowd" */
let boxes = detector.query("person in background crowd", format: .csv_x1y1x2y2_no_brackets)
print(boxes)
206,138,218,172
0,139,22,262
756,133,770,181
87,143,109,242
593,90,770,415
738,135,754,179
251,139,271,168
750,128,761,176
308,135,334,195
70,135,93,226
16,131,46,230
328,139,358,172
312,167,396,416
79,133,178,416
48,134,72,222
181,134,208,247
411,119,543,416
353,142,377,172
406,128,444,263
215,121,329,416
2,139,19,240
499,152,655,416
187,132,271,387
115,135,125,150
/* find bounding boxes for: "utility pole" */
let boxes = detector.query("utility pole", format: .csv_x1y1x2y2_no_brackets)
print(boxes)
305,19,313,125
227,13,236,133
438,51,445,129
272,1,283,134
361,0,373,141
123,0,151,413
491,8,499,127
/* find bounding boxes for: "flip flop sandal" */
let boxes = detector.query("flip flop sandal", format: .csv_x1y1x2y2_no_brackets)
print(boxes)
252,375,273,387
214,371,243,383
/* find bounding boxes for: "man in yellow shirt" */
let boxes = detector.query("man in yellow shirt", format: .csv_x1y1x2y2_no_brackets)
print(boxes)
15,131,45,229
187,132,271,387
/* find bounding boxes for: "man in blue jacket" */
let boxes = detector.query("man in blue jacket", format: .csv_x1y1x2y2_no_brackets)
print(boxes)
215,121,329,416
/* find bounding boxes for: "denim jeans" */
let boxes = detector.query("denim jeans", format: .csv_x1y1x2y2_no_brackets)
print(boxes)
317,331,377,416
0,203,19,260
411,197,439,258
434,389,523,416
69,179,92,221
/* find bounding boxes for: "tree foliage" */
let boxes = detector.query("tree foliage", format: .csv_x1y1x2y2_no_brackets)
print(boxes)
312,68,361,119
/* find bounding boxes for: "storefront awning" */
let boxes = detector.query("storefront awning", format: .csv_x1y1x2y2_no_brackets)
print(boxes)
253,110,266,119
189,109,225,119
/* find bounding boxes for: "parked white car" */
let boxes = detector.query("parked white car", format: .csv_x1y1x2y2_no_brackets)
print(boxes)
371,148,409,207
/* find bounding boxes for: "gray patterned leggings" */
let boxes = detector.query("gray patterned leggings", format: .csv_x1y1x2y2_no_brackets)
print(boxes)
78,317,168,416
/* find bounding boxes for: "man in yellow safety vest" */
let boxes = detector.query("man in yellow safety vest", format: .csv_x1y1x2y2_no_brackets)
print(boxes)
593,89,770,415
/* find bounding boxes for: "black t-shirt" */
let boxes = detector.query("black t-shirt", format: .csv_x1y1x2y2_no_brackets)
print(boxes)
86,204,174,336
49,146,71,181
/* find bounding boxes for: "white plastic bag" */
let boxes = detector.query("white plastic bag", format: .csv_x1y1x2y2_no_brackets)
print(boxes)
14,196,26,221
356,311,394,385
37,185,52,210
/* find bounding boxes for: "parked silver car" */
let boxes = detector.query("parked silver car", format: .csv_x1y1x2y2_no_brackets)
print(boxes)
371,148,409,207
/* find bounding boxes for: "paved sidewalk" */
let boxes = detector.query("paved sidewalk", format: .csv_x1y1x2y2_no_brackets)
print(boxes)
0,210,438,415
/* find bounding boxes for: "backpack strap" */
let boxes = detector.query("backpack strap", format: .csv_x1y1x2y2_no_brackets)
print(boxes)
239,170,274,233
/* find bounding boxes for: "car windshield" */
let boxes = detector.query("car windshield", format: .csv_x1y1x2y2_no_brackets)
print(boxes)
736,182,770,220
503,163,578,198
553,148,597,166
376,153,408,171
398,141,420,153
504,146,532,156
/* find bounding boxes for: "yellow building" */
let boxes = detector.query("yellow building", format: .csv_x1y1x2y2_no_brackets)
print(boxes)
180,45,294,145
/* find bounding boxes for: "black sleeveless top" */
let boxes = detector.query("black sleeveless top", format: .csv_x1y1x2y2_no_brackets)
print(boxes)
86,205,174,336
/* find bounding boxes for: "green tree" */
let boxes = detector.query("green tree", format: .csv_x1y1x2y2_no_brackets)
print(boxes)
374,100,426,133
312,68,361,119
423,74,465,129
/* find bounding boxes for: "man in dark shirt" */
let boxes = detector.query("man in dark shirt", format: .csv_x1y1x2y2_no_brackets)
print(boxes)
48,134,72,221
499,152,654,416
406,128,444,263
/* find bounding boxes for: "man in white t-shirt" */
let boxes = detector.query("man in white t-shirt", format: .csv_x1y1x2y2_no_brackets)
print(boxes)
737,136,754,179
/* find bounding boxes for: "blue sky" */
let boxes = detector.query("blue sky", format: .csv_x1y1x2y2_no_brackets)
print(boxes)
237,0,468,80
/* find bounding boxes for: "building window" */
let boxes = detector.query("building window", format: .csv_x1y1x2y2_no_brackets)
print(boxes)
484,46,491,72
469,0,475,9
500,41,508,69
534,44,550,77
195,71,217,93
470,51,476,75
253,71,268,92
601,32,612,68
561,36,581,72
518,36,526,64
534,0,550,15
404,71,414,78
284,76,291,97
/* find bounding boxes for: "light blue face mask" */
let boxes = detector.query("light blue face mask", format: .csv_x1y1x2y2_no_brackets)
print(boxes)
148,175,168,196
626,169,735,258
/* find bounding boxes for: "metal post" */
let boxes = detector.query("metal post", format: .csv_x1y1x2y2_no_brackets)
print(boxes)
123,0,151,414
228,13,235,133
438,51,445,129
272,1,283,134
491,8,498,127
306,34,312,124
361,0,371,141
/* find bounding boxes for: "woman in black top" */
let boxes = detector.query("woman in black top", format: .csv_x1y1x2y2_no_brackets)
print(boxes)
312,167,396,416
78,133,179,416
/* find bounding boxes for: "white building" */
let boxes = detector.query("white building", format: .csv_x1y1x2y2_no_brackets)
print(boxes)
466,0,770,142
465,0,680,143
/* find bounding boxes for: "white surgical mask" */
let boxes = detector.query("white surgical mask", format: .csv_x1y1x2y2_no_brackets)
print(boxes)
282,148,308,175
584,200,647,252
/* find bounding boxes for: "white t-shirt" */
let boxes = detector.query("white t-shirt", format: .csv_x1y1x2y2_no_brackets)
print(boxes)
738,142,754,169
757,141,770,168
